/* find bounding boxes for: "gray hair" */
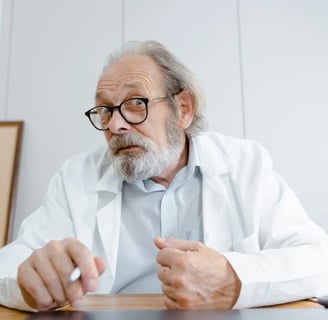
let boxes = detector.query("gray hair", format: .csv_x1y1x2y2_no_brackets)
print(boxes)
105,40,207,136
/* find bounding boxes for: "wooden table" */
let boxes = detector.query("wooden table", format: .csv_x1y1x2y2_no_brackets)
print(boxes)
0,294,323,320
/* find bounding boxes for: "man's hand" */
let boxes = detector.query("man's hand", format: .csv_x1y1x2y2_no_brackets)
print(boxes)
154,237,241,309
17,238,106,311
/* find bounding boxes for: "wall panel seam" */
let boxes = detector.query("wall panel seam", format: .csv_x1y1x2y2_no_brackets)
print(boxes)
236,0,247,139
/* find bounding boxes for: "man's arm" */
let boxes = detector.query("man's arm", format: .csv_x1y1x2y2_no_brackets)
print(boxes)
223,242,328,308
0,153,105,311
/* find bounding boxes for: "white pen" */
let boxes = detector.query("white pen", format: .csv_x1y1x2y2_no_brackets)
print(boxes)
69,267,81,282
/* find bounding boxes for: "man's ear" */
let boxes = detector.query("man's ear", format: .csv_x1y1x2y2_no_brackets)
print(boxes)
174,90,195,129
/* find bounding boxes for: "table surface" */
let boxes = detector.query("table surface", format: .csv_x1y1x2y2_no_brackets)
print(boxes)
0,294,323,320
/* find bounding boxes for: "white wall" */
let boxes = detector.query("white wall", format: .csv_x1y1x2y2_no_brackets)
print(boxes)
239,0,328,227
0,0,327,238
0,1,2,44
0,0,11,119
124,0,244,138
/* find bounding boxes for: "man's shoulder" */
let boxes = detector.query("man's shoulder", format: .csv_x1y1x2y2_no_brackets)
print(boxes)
192,131,272,170
193,131,266,154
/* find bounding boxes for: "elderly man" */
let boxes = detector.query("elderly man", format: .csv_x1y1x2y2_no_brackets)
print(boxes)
1,41,328,311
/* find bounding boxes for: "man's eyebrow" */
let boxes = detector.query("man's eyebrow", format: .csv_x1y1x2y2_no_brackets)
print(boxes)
95,91,106,100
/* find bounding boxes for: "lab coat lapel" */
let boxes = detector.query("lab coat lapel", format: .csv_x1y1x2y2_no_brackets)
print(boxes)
94,165,123,282
192,133,238,252
202,173,235,252
96,193,122,282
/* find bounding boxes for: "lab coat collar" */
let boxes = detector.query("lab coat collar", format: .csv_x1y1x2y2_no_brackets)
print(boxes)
191,133,239,250
191,132,234,177
93,150,124,194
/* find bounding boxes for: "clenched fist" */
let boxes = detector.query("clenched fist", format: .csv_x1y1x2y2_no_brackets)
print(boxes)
154,237,241,309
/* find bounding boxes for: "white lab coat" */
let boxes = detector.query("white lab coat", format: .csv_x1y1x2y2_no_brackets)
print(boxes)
1,131,328,311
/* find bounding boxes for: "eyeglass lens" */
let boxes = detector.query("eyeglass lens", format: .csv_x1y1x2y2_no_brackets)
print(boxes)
90,98,147,129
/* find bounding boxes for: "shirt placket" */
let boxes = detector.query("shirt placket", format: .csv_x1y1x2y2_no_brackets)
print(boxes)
160,189,178,239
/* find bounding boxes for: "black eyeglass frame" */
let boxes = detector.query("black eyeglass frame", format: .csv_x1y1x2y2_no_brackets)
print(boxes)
84,96,168,131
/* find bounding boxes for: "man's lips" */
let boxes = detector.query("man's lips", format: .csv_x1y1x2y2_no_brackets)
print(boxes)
116,145,144,154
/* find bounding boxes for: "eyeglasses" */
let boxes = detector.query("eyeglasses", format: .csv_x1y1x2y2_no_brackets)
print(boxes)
84,96,168,131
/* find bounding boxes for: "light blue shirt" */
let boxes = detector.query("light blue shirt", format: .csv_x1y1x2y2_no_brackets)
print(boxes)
111,140,203,293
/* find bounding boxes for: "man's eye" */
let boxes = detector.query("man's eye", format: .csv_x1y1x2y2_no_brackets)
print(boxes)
99,108,111,114
133,99,144,106
124,99,145,109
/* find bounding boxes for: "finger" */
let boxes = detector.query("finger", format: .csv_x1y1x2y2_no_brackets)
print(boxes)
34,255,68,307
161,283,176,299
65,239,100,292
162,285,196,310
157,265,171,283
65,256,106,307
18,263,57,310
156,247,181,266
19,246,70,309
161,283,180,310
94,257,106,276
43,240,85,305
154,237,201,252
163,294,179,310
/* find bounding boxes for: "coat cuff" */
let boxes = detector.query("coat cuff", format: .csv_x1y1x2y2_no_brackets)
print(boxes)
0,274,37,312
222,251,269,309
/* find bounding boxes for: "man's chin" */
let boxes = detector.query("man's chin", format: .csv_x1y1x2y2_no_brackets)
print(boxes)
117,167,151,183
112,156,147,180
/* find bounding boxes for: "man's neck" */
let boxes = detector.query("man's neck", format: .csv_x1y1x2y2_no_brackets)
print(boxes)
151,137,189,188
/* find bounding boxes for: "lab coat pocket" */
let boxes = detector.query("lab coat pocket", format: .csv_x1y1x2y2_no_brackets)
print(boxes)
232,234,260,253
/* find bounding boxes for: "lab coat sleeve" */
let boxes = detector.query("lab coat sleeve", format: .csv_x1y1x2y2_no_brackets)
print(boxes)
0,166,76,311
0,244,37,311
221,142,328,308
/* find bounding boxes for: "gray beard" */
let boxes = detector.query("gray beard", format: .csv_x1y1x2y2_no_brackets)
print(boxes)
108,120,184,182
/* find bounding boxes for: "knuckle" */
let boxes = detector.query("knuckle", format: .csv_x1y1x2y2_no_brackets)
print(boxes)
176,294,192,309
35,300,55,311
44,240,62,259
66,238,88,255
175,255,189,269
46,240,61,251
193,241,203,250
65,284,83,303
164,296,175,309
43,273,59,286
63,237,78,246
170,273,186,287
54,295,68,307
30,248,44,262
26,286,54,310
17,262,27,281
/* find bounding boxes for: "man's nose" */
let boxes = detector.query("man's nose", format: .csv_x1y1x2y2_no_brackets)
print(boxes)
108,109,131,134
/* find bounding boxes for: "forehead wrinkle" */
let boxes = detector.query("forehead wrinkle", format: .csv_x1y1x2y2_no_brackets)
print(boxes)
96,70,160,95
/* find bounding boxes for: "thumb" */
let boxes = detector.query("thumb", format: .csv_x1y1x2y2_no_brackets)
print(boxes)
94,257,106,276
154,237,200,251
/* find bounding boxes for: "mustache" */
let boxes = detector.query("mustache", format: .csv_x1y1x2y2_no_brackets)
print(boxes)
109,132,149,155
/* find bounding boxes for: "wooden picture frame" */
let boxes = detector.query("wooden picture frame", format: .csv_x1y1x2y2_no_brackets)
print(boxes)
0,121,24,247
